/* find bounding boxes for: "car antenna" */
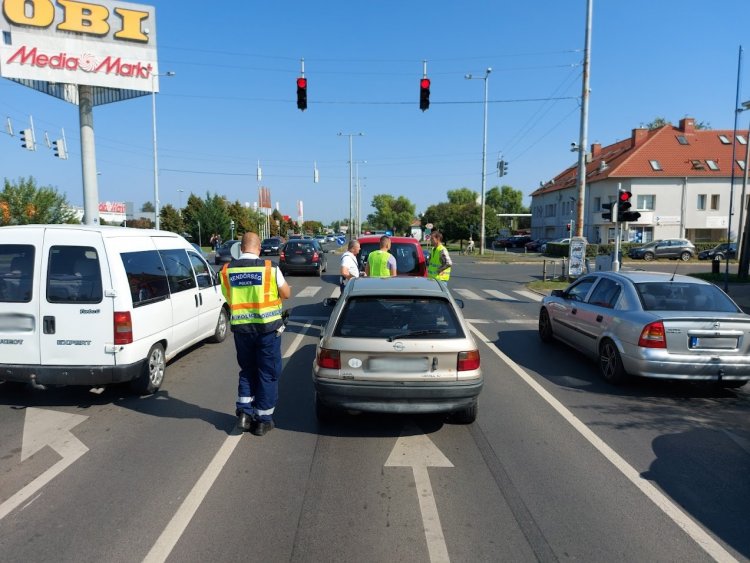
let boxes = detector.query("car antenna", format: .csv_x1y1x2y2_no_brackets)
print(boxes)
669,260,679,283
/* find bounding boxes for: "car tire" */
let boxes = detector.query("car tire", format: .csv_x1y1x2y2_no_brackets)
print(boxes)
209,307,229,343
680,251,691,261
598,339,628,384
538,308,554,343
130,343,166,395
643,252,655,261
315,393,337,422
450,401,477,424
714,254,724,261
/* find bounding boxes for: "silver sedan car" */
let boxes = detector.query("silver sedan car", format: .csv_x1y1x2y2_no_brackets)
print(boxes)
313,277,483,422
539,271,750,387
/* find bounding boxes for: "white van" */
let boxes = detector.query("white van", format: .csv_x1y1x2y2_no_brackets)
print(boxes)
0,225,229,393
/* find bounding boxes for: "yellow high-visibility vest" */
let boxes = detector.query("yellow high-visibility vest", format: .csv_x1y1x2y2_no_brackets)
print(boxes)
428,244,451,281
221,260,282,327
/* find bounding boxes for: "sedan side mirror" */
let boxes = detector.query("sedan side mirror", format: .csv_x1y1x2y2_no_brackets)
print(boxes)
323,297,338,307
550,289,565,298
454,298,465,309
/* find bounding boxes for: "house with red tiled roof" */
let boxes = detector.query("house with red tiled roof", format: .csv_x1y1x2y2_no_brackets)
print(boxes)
530,118,750,244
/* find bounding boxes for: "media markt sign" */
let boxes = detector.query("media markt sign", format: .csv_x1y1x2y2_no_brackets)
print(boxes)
568,237,587,277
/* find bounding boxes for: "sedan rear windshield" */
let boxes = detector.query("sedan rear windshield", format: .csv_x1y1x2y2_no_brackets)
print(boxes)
635,282,740,313
359,243,421,275
334,296,464,339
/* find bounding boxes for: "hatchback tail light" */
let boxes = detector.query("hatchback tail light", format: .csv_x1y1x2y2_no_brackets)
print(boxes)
457,350,480,371
317,348,340,369
280,250,285,261
638,321,666,348
312,251,319,262
114,311,133,345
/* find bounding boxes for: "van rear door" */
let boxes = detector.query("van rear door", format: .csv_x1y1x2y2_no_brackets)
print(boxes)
0,230,43,366
40,229,114,367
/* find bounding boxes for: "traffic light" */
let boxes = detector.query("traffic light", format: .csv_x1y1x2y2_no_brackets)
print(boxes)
296,77,307,111
617,189,641,222
53,138,68,159
498,159,508,177
20,128,35,151
601,201,615,222
419,78,430,111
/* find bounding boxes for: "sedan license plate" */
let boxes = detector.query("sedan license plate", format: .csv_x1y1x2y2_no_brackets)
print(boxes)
689,336,738,350
368,357,428,373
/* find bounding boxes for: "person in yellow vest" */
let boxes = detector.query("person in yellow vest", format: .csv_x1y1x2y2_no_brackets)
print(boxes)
221,232,291,436
365,235,398,277
428,230,452,283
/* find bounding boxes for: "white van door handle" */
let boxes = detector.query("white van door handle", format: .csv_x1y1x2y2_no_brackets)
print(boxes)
194,294,199,308
43,316,56,334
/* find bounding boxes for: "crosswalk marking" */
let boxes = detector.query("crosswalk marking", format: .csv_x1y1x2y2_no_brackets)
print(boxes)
295,286,322,298
483,289,517,301
453,288,482,300
514,289,543,302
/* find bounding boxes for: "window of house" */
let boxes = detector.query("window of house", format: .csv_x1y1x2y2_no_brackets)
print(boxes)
738,135,747,145
691,160,705,170
697,194,706,210
628,226,654,244
706,160,719,170
677,135,689,145
636,195,655,210
711,194,720,210
593,197,601,211
718,135,731,144
738,160,746,171
649,160,663,171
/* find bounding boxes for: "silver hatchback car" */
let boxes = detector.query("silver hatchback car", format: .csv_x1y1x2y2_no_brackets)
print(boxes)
313,277,483,422
539,271,750,387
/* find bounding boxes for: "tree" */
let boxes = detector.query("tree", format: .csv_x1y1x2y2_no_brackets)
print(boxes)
182,193,205,243
367,194,415,234
486,185,527,214
160,204,184,235
302,220,324,234
141,201,155,212
645,117,711,130
0,177,77,226
447,188,478,206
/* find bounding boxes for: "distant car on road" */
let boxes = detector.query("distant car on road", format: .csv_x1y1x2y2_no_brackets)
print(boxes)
214,239,240,265
260,237,283,256
279,239,328,276
525,238,548,252
493,235,532,249
698,242,736,261
539,271,749,388
628,239,695,261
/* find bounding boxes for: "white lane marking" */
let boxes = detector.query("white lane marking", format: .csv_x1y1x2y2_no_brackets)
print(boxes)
464,319,491,324
484,289,517,301
466,322,738,563
295,286,322,298
0,409,89,522
284,322,313,358
453,288,482,300
514,289,543,302
329,286,340,299
385,429,453,563
143,325,311,563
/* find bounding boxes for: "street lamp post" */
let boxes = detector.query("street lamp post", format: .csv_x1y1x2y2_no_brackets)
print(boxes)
151,70,175,230
338,132,364,239
465,69,491,254
177,188,184,215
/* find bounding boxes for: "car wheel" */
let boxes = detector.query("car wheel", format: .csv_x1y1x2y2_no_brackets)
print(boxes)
130,343,166,395
450,401,477,424
643,252,655,261
714,253,724,261
209,307,229,343
680,251,691,261
538,308,554,343
315,393,337,422
598,339,628,384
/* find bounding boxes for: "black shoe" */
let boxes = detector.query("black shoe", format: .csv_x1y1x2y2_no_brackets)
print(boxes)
236,413,253,432
251,421,275,436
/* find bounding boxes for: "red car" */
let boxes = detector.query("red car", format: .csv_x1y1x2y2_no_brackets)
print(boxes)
357,236,427,277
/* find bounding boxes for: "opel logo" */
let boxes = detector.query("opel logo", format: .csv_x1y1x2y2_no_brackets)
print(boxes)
713,322,720,329
393,342,405,352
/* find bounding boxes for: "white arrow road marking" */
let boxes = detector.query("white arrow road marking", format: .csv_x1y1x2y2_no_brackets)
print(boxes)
0,408,89,521
385,429,453,563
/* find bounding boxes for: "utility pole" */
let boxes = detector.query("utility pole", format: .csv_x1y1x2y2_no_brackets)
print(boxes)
725,46,743,292
338,132,363,239
465,68,492,254
574,0,593,239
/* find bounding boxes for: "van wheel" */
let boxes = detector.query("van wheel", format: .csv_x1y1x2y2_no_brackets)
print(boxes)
450,401,477,424
210,308,229,343
131,343,166,395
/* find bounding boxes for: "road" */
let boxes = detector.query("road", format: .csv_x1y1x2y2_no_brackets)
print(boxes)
0,254,748,562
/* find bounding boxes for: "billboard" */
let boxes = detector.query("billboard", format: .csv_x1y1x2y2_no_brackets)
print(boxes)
0,0,158,94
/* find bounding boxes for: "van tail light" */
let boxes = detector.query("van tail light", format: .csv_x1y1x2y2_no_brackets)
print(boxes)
638,321,666,348
114,311,133,345
312,251,319,262
458,350,480,371
317,348,340,369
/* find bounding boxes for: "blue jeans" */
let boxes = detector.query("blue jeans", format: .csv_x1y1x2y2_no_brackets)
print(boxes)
234,330,282,422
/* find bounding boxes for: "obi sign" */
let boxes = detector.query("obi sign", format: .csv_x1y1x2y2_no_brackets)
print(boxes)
0,0,157,92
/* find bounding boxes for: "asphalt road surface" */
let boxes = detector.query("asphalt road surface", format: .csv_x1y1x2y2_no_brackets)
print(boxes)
0,254,748,562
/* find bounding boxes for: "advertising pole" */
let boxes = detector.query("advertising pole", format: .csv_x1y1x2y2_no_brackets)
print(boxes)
78,85,99,226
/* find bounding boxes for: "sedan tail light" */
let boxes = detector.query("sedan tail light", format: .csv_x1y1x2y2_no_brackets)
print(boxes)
317,348,341,369
457,350,480,371
638,321,666,348
114,311,133,345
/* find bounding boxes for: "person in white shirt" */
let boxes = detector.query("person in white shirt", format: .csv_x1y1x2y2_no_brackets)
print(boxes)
339,240,361,291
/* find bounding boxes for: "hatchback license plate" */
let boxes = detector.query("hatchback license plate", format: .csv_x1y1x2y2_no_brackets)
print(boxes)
689,336,738,350
368,357,428,373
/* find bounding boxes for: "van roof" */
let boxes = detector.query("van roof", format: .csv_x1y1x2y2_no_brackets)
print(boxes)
1,224,186,240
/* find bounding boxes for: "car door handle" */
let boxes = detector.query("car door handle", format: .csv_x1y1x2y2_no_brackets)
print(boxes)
596,315,603,322
43,316,56,334
571,308,577,315
194,294,199,308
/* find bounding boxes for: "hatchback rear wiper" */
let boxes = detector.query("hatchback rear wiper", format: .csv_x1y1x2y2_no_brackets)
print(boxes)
388,329,448,342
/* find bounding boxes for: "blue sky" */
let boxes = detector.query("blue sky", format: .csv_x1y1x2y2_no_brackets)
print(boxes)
1,0,749,224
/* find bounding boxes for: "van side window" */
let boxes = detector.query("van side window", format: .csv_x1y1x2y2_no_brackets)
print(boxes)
0,244,35,303
47,246,103,303
121,251,170,307
159,249,197,294
188,252,213,289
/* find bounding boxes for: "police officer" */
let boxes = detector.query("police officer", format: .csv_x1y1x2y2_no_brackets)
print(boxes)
428,230,452,283
220,232,291,436
365,235,397,277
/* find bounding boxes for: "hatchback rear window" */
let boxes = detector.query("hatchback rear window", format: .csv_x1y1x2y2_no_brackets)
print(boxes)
0,244,34,303
359,243,421,275
286,242,316,253
635,282,739,312
334,296,464,339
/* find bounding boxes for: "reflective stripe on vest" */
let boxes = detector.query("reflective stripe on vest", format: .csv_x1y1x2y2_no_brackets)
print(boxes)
368,249,391,277
221,261,282,325
428,244,451,281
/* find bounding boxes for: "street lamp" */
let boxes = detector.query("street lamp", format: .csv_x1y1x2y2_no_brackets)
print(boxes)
338,132,364,239
465,68,491,254
151,70,175,230
355,160,367,238
177,188,184,215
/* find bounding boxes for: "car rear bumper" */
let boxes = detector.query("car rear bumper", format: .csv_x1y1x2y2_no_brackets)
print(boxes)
0,360,145,386
282,263,321,272
313,376,483,413
623,351,750,381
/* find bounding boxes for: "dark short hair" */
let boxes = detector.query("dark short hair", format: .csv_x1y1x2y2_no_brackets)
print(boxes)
379,235,390,247
431,231,443,243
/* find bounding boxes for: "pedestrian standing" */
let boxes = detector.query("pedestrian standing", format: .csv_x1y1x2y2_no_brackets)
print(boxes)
428,231,452,283
220,232,291,436
339,240,361,292
365,235,397,277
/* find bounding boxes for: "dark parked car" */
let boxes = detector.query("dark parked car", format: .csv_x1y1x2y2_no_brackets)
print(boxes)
260,237,283,256
698,243,736,261
214,239,240,265
357,236,427,277
279,239,328,276
525,238,548,252
493,235,532,249
627,239,695,261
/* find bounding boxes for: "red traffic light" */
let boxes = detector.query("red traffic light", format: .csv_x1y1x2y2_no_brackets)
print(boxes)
297,77,307,89
619,190,632,202
420,78,431,89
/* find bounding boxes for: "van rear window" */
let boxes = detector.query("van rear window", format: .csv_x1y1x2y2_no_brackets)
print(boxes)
47,246,103,303
121,250,170,306
0,244,35,303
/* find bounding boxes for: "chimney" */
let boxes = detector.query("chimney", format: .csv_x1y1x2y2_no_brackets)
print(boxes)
632,128,648,147
679,117,695,134
591,143,601,158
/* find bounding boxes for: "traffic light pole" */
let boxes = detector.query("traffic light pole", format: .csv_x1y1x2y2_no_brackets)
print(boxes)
79,85,100,226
